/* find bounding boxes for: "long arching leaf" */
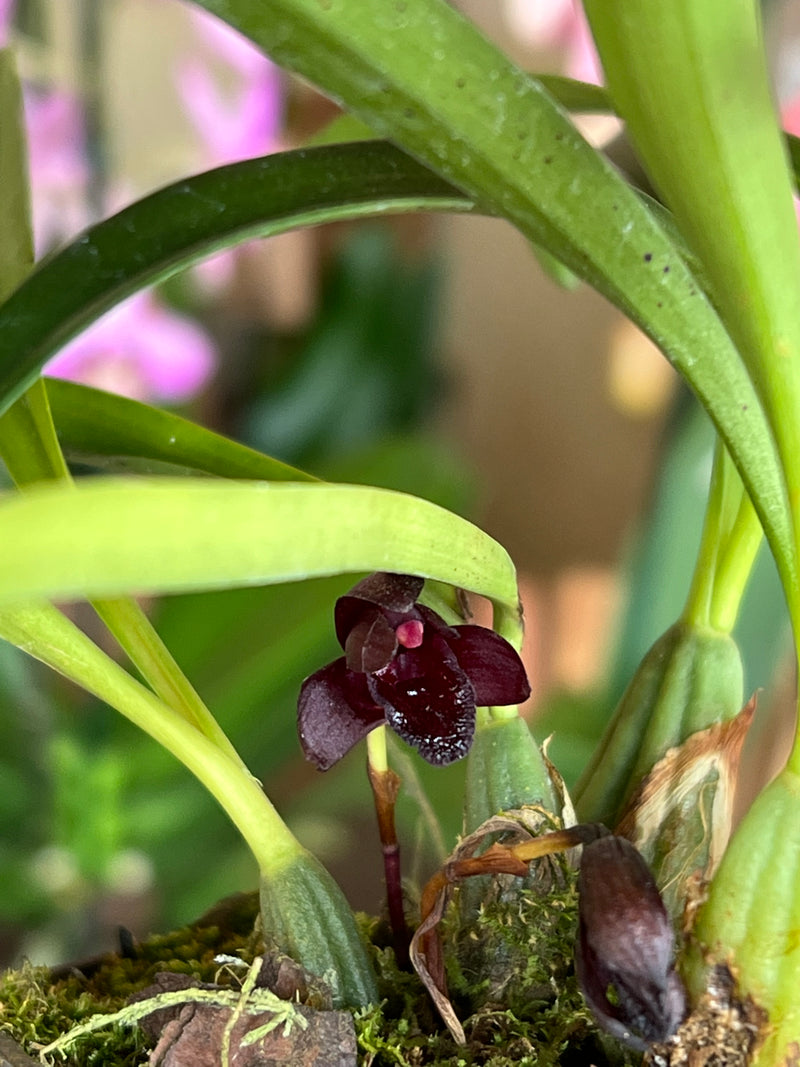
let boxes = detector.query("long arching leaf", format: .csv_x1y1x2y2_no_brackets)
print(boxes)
0,127,791,584
0,477,521,613
189,0,797,593
0,142,473,414
46,378,315,482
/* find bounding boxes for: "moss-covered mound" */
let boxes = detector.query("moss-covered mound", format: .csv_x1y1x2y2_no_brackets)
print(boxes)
0,880,631,1066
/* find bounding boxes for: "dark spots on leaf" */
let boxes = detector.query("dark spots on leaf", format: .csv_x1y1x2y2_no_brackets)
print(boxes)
544,155,553,165
663,264,670,274
455,76,466,89
742,404,749,411
612,203,619,211
403,107,416,120
643,252,653,262
657,301,663,308
555,131,564,141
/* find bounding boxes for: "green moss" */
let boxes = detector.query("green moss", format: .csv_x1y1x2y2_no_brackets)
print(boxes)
1,886,636,1065
0,892,262,1065
352,864,637,1067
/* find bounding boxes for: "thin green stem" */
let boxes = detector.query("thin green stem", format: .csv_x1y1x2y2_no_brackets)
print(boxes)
89,596,249,766
0,378,69,481
789,638,800,770
366,725,389,774
365,725,409,966
708,493,763,633
475,706,493,729
487,703,521,722
490,596,525,653
787,726,800,776
416,580,465,625
0,49,33,303
683,439,739,631
0,599,302,876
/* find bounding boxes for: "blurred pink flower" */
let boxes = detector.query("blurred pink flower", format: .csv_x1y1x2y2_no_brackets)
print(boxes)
784,95,800,138
22,33,217,403
179,64,283,167
178,7,282,168
503,0,602,85
0,0,14,46
45,291,215,404
177,7,284,292
24,89,91,254
188,3,270,82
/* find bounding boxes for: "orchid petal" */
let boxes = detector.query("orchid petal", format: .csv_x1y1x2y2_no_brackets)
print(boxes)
448,625,531,707
297,658,384,770
334,572,423,647
344,607,397,673
0,0,14,47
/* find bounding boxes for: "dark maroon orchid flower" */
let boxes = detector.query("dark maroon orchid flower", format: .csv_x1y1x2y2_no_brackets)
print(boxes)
576,835,687,1050
298,572,531,769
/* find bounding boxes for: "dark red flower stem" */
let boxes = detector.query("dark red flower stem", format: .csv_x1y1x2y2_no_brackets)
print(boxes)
367,761,411,968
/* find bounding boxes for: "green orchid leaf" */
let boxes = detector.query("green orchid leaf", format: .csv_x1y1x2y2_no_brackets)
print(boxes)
0,476,521,615
45,378,315,482
0,132,788,574
583,3,800,1049
585,0,800,600
307,75,612,149
0,141,473,416
0,49,33,302
0,378,244,759
189,0,793,612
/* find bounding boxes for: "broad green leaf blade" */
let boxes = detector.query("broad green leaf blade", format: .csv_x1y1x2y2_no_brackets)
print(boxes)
0,141,473,415
45,378,315,482
0,477,521,612
307,75,612,148
191,0,794,601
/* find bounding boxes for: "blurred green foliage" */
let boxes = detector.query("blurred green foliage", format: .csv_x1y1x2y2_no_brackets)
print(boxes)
241,228,442,465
